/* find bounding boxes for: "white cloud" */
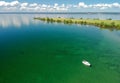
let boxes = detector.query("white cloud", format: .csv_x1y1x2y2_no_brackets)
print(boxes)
112,3,120,7
41,4,47,8
100,7,107,10
0,0,19,7
61,4,65,7
20,6,27,10
78,2,88,8
0,1,120,12
29,3,38,7
89,3,120,9
21,3,28,7
10,0,19,6
54,3,58,7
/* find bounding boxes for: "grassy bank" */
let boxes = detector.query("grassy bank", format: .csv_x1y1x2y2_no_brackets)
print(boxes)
34,17,120,30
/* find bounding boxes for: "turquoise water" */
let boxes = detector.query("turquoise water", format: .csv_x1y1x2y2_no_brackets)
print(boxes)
0,15,120,83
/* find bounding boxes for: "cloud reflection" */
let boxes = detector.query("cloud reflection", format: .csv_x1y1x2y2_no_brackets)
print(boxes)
0,14,40,28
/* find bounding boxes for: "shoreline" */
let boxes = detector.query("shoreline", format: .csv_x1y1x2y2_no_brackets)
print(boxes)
34,17,120,30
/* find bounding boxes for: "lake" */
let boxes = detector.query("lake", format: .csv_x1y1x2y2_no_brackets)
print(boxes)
0,14,120,83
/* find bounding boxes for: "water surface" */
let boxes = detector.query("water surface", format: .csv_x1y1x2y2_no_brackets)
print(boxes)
0,14,120,83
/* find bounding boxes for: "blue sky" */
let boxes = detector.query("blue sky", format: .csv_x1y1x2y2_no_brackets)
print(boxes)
5,0,120,4
0,0,120,12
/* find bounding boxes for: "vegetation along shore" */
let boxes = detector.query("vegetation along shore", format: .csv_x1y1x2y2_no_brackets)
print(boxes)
34,17,120,30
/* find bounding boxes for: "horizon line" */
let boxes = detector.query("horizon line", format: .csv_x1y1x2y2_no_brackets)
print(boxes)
0,12,120,14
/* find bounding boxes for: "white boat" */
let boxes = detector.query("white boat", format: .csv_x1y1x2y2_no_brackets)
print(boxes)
82,60,91,67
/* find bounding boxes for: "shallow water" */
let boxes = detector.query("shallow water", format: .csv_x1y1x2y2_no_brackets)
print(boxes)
0,14,120,83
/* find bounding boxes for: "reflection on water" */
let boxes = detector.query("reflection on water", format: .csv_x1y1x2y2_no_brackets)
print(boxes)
0,13,120,28
0,14,40,28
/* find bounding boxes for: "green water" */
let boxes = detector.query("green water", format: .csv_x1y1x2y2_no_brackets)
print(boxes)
0,22,120,83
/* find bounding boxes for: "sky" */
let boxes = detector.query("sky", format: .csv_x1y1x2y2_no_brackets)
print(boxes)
0,0,120,12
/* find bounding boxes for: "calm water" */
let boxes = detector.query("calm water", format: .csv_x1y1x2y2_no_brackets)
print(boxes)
0,14,120,83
